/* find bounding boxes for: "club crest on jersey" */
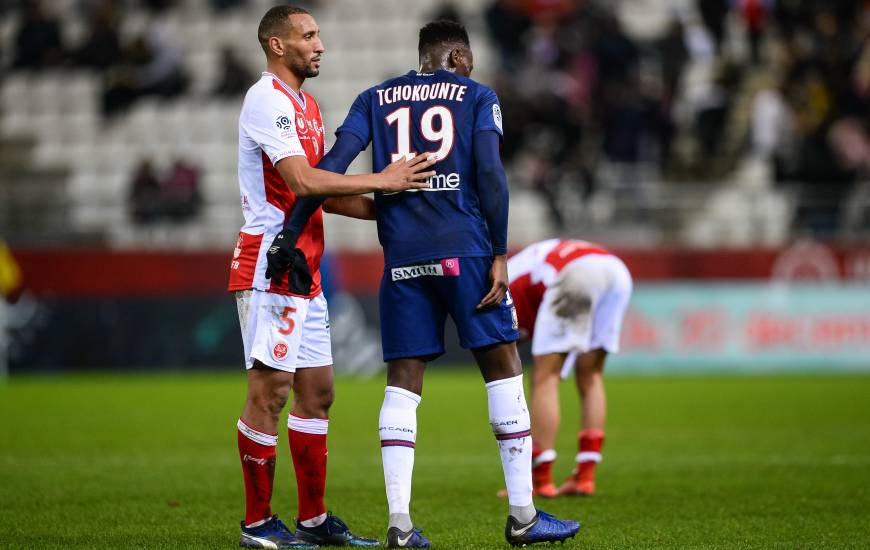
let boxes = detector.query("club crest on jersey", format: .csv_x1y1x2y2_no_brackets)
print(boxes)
296,112,307,133
273,342,288,360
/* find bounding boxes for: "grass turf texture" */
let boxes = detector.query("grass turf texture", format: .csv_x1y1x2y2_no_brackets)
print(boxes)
1,372,869,549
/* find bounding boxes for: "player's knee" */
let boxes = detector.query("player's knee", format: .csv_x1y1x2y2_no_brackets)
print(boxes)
253,384,291,418
295,385,334,417
312,385,335,414
577,366,602,392
386,361,425,395
531,362,559,385
387,371,423,395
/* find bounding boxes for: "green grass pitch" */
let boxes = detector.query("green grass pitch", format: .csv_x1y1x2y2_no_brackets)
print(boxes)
2,370,870,549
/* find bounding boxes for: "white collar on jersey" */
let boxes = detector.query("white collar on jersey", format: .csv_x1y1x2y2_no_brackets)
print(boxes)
263,72,307,109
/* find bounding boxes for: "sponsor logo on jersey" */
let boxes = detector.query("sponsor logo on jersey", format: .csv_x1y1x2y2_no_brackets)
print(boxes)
391,264,441,281
428,172,460,190
273,342,288,360
441,258,460,276
234,235,243,258
391,258,461,281
383,172,461,195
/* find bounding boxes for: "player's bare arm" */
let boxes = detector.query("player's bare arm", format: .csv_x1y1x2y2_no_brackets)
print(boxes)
275,153,434,197
323,196,376,220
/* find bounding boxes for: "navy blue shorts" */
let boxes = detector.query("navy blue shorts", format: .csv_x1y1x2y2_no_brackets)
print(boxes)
379,256,520,361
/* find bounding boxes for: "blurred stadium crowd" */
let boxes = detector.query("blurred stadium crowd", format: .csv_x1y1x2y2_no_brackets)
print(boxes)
485,0,870,242
1,0,870,250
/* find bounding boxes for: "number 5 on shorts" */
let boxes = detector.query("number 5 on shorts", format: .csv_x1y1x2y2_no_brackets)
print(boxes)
279,306,297,335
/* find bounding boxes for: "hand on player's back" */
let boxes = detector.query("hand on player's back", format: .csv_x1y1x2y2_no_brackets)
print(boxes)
379,153,436,193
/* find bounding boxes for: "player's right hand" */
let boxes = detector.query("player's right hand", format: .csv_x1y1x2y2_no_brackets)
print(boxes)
379,153,436,192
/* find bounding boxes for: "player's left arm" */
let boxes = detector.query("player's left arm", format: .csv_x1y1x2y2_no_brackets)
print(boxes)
317,131,375,220
322,195,376,220
282,131,371,239
474,129,510,310
266,132,371,282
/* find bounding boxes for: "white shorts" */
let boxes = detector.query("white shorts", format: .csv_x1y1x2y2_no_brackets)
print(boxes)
235,289,333,373
531,254,632,359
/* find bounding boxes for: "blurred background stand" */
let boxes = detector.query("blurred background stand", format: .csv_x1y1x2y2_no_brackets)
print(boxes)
1,0,869,372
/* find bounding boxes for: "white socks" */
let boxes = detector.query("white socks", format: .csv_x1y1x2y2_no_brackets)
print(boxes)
487,374,535,524
379,386,420,531
378,378,535,529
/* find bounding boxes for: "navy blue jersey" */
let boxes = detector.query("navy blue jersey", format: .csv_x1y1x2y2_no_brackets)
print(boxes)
337,70,504,268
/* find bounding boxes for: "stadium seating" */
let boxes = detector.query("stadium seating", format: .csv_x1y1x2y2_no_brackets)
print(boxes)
0,0,506,249
0,0,803,249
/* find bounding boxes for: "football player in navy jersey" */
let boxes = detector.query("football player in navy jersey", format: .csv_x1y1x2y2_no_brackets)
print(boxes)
278,20,580,547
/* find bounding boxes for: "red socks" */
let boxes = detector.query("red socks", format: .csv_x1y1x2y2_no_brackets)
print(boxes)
532,446,556,486
237,419,278,526
577,429,605,482
287,415,329,523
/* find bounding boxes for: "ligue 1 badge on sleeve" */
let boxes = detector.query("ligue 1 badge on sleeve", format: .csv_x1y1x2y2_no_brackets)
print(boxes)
492,103,502,132
275,115,292,131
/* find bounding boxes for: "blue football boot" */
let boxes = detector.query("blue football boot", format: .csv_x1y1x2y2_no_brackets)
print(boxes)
240,515,318,548
385,526,430,548
295,513,379,547
505,510,580,546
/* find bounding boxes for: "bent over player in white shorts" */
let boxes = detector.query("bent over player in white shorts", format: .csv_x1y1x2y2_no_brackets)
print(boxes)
506,239,632,498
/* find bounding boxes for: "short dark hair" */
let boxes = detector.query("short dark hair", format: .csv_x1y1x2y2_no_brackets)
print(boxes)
418,20,470,58
258,5,310,54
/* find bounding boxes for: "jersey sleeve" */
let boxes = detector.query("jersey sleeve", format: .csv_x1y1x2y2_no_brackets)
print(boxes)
241,91,306,165
335,90,373,145
473,85,504,138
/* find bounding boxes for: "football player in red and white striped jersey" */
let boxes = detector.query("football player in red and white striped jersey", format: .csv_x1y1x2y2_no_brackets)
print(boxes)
229,6,434,549
508,239,633,497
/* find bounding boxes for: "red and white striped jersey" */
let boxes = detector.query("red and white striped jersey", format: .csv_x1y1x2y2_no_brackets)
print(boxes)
508,239,612,338
228,72,326,298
